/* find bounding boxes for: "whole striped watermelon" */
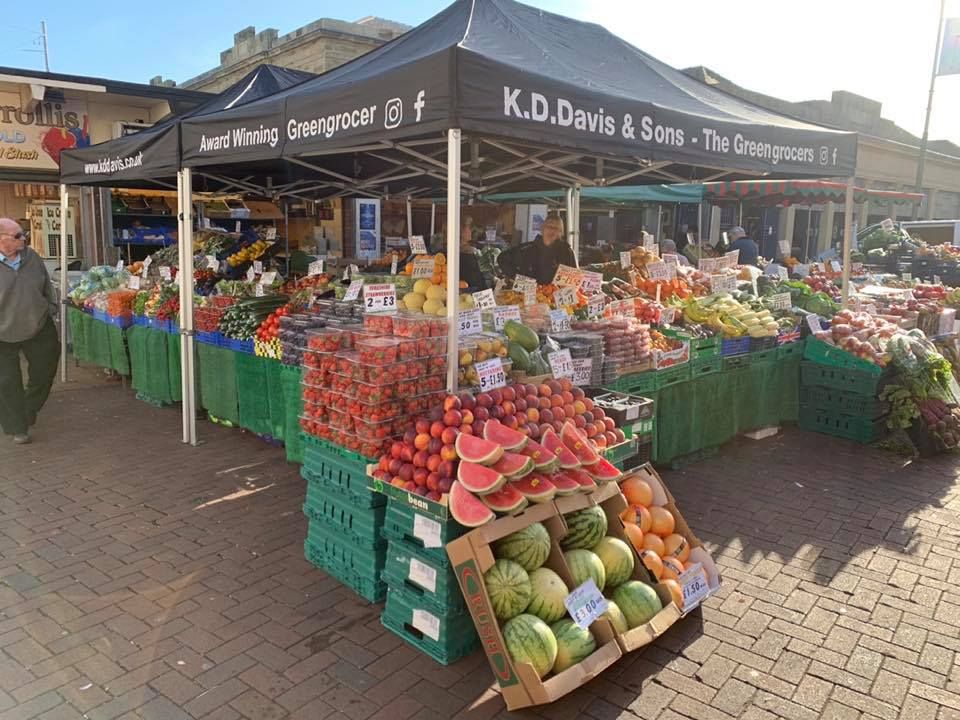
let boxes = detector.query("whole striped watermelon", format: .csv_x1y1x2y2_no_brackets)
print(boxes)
564,549,606,592
502,614,558,678
484,559,531,621
493,522,551,572
550,619,597,673
560,506,607,550
526,567,569,623
592,537,635,588
603,600,629,634
612,581,663,629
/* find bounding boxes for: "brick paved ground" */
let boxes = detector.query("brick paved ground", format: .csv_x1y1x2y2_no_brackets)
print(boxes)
2,369,960,719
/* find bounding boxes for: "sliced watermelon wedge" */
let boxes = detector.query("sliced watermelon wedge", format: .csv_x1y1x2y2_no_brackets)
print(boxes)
510,474,557,503
483,419,528,451
520,439,559,472
448,481,494,527
541,427,581,469
582,457,622,483
549,471,582,496
490,451,535,478
457,461,507,495
561,420,601,465
455,433,504,466
480,484,528,514
565,468,598,490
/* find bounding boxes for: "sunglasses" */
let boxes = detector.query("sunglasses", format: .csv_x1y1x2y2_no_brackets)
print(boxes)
0,232,25,240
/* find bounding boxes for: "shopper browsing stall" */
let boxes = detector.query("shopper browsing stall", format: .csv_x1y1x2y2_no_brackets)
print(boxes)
729,226,759,266
459,218,488,291
498,213,577,284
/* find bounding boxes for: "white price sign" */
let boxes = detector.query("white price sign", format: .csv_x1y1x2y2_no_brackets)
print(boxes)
476,358,507,392
831,260,842,273
523,286,537,306
642,231,656,250
806,315,823,334
778,239,792,257
724,249,740,268
549,309,571,333
620,251,632,269
245,266,256,282
769,293,792,311
564,578,609,630
390,254,398,275
514,275,537,294
412,257,435,279
409,235,427,255
408,557,437,592
235,221,241,233
552,264,582,288
259,271,277,286
413,514,442,548
881,218,895,232
777,266,789,282
699,257,724,274
308,260,325,276
709,274,738,294
646,260,675,281
493,305,521,331
253,260,263,274
572,358,593,386
363,283,397,312
579,271,603,295
343,280,363,302
587,294,605,319
457,309,483,335
902,272,912,282
554,286,577,307
127,276,141,290
115,259,124,271
472,289,496,310
159,266,172,281
254,283,265,297
265,227,277,240
678,563,711,612
549,348,574,379
141,256,152,276
206,255,219,271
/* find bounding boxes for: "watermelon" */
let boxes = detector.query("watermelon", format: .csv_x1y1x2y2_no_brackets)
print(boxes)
603,600,629,634
510,474,557,503
550,472,583,496
448,481,494,527
491,451,535,478
526,567,569,623
592,537,635,588
612,581,663,629
484,559,532,621
541,428,581,469
457,462,506,495
493,522,551,571
564,549,606,591
483,419,528,451
455,434,504,466
561,420,600,465
560,506,608,550
550,619,596,673
520,439,559,472
481,484,527,513
566,468,597,490
583,457,622,482
502,614,557,679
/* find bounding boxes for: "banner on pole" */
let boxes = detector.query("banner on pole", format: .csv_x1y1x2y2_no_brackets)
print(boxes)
939,18,960,76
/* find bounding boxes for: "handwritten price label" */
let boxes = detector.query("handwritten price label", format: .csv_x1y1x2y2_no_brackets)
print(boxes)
647,260,675,281
572,358,593,386
409,235,427,255
141,256,152,276
308,259,325,276
363,283,397,312
806,315,823,334
254,283,265,297
769,293,792,311
246,266,256,282
549,348,574,379
724,249,740,268
206,255,219,271
587,294,605,319
564,579,609,630
412,257,435,279
554,286,577,307
472,289,496,310
699,257,723,274
709,274,738,294
253,260,263,274
457,309,482,335
579,271,603,295
678,563,711,612
127,276,141,290
265,227,277,240
115,259,124,271
493,305,521,331
777,266,789,282
343,279,363,302
549,309,571,333
552,264,582,288
831,260,842,273
259,271,277,286
620,251,632,269
159,266,172,281
390,254,398,275
476,358,507,392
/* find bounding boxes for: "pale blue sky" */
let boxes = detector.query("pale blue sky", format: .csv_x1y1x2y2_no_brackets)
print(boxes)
2,0,958,144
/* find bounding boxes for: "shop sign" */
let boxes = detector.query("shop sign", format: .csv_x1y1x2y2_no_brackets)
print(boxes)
0,93,90,170
28,202,75,257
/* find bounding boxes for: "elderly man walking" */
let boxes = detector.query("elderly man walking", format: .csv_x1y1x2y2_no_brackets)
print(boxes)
0,217,60,444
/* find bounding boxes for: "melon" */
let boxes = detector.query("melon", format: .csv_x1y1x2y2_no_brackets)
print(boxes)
402,292,426,310
583,457,622,482
648,506,676,537
662,578,684,609
502,614,557,679
481,484,527,514
549,472,582,496
413,279,433,295
425,284,446,301
611,581,663,629
455,434,504,466
526,567,569,623
490,451,534,478
541,428,581,469
493,522,551,571
661,557,684,582
560,421,600,465
639,550,664,580
550,619,596,673
483,419,528,451
566,468,597,490
520,439,559,472
564,549,606,591
457,462,506,495
448,481,494,528
662,533,690,563
423,298,444,315
603,601,629,634
560,506,607,550
510,474,557,503
484,559,531,621
592,537,635,589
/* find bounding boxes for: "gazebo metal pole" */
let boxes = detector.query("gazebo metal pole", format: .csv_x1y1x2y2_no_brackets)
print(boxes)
178,170,198,445
445,130,461,393
177,171,189,444
572,184,581,266
841,177,854,308
59,184,69,383
430,202,436,240
406,196,413,238
565,187,574,249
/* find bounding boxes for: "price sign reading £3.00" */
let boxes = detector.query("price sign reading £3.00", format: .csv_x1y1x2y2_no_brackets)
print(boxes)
678,563,711,612
493,305,521,331
571,358,593,386
363,283,397,312
564,579,609,630
457,309,482,335
549,348,574,379
476,358,507,392
549,309,571,333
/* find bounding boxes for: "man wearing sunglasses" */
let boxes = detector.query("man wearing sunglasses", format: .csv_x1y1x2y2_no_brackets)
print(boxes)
0,217,60,445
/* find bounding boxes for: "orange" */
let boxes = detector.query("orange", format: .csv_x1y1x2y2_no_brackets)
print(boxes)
662,534,690,563
662,578,684,609
639,549,663,579
623,523,644,553
649,506,676,537
621,477,653,507
661,557,684,582
641,534,665,556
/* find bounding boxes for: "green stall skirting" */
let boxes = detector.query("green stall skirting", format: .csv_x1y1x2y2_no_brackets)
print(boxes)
197,342,240,425
280,364,304,463
236,353,273,437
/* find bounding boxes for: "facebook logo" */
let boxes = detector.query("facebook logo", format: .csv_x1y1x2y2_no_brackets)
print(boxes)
414,90,426,122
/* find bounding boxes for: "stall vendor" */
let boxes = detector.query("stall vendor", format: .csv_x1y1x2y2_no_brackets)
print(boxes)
459,218,488,292
498,213,576,284
728,226,759,266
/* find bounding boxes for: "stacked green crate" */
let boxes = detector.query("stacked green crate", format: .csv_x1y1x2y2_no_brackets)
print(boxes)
372,478,479,665
301,436,386,602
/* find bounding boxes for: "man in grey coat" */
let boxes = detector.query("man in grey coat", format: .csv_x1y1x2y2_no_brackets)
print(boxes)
0,217,60,444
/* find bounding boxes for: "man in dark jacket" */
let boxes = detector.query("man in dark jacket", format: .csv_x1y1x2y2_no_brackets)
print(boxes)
0,218,60,444
728,226,759,266
498,214,576,284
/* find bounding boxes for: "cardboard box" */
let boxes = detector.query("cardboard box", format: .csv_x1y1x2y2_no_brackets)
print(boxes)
555,483,681,652
653,340,690,369
446,501,622,710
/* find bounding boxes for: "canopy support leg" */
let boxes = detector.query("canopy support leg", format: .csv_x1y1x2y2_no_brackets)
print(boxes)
565,188,574,246
572,185,581,267
406,196,413,238
430,202,436,240
841,177,854,308
59,184,69,383
445,130,461,393
178,170,198,446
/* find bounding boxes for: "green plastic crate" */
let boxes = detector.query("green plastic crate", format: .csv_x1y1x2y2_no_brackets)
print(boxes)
654,363,690,390
800,361,891,398
381,586,479,666
380,501,466,566
301,444,385,509
304,522,386,602
691,335,721,359
601,437,638,465
303,433,379,465
803,338,885,376
802,386,888,419
303,490,387,550
382,539,466,614
690,355,722,378
723,355,752,371
798,405,888,444
751,348,778,366
777,338,806,360
605,371,657,396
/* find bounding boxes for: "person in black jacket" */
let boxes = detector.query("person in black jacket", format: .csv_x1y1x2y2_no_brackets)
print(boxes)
498,213,576,284
458,218,488,292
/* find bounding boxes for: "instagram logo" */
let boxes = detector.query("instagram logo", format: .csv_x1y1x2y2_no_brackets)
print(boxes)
384,98,403,129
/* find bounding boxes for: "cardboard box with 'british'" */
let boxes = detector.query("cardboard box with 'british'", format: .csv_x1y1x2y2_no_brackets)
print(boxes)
446,501,622,710
555,481,682,652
